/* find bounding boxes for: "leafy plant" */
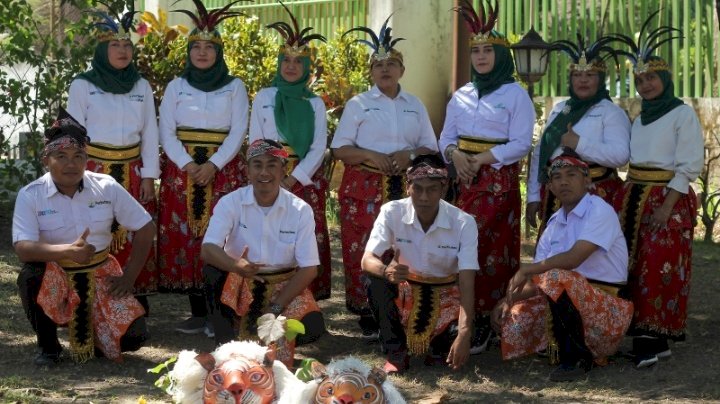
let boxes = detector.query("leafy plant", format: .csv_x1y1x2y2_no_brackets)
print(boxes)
222,15,278,99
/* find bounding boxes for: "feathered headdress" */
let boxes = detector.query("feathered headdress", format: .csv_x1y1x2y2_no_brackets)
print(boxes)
343,14,405,64
267,1,326,57
172,0,250,45
90,1,138,42
607,9,682,74
547,33,619,73
452,0,509,47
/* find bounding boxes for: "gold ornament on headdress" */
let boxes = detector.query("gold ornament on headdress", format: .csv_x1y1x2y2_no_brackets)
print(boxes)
90,1,138,43
453,0,510,48
548,33,617,74
606,9,681,75
343,13,405,65
267,1,326,58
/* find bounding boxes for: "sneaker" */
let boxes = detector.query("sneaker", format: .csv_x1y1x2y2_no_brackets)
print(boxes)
634,353,659,369
175,316,206,334
361,329,379,341
204,321,215,339
469,323,493,355
549,363,587,382
34,351,62,367
656,348,672,359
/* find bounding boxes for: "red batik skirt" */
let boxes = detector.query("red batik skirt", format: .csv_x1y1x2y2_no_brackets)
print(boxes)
87,152,158,295
157,150,246,293
501,269,633,363
614,181,697,338
288,164,331,301
456,163,521,313
339,165,405,314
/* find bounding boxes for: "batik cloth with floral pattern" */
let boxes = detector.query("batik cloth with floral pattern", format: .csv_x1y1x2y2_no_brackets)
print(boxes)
37,256,146,362
501,269,633,362
220,272,320,368
286,164,331,300
339,165,405,314
86,157,158,294
157,152,246,292
456,163,520,313
614,182,697,338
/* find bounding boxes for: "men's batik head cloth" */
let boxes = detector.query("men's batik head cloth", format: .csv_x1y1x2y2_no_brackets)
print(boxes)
453,0,509,48
89,0,138,42
547,33,619,73
43,107,90,156
548,150,589,177
406,154,449,183
247,139,289,162
607,9,681,75
343,14,405,65
267,0,326,58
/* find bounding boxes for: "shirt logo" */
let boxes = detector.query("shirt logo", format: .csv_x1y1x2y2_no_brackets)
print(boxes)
237,222,247,229
129,94,144,102
37,209,58,217
88,200,111,208
364,107,381,112
403,109,418,114
89,90,105,95
179,91,193,96
214,89,232,95
437,244,457,250
493,103,506,110
280,230,295,235
395,238,412,243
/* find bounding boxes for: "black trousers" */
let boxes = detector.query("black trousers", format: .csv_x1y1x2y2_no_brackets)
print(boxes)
366,275,457,356
547,291,592,367
202,264,325,347
17,262,148,355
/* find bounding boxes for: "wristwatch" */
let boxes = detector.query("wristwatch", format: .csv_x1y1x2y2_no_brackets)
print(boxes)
269,303,283,316
408,150,417,162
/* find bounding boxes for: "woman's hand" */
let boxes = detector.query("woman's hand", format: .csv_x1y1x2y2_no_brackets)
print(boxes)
194,162,217,186
452,150,477,184
138,178,156,203
281,175,298,190
526,201,541,229
365,150,395,176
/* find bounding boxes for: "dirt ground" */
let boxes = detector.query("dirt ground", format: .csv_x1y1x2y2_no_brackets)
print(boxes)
1,212,719,403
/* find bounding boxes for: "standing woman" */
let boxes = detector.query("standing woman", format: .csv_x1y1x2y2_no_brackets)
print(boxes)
331,16,438,336
67,5,159,311
611,14,703,368
249,2,331,300
157,0,250,335
439,0,535,351
526,34,630,233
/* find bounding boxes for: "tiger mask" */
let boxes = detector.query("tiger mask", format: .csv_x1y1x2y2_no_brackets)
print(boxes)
309,357,406,404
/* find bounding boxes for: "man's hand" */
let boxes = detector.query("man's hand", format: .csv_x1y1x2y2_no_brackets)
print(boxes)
384,250,409,284
505,267,530,307
235,246,265,282
446,332,471,370
107,273,135,298
68,228,95,264
490,297,510,334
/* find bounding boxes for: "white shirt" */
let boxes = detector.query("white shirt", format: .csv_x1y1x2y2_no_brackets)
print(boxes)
439,82,535,169
249,87,327,186
159,77,249,170
202,186,319,271
12,171,152,252
536,193,628,283
527,99,631,202
365,198,479,278
630,104,704,194
330,85,438,154
67,78,161,178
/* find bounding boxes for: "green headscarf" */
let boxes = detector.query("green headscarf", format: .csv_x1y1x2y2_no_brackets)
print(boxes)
76,41,141,94
471,40,516,98
270,53,316,159
181,31,234,93
537,70,610,183
638,58,684,125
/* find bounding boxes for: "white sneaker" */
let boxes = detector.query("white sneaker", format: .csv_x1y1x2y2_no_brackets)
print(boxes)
175,316,206,334
656,349,672,359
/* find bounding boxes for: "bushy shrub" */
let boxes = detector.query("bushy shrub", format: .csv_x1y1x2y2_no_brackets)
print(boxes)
222,15,278,99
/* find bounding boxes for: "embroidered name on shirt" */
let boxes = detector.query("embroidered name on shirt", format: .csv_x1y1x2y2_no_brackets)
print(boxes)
437,245,458,250
403,109,418,114
395,238,412,243
214,89,232,95
129,94,144,102
262,104,274,109
587,114,602,118
364,107,381,112
237,222,247,229
494,103,506,109
89,90,105,95
280,230,295,234
37,209,58,216
89,200,111,208
179,91,193,96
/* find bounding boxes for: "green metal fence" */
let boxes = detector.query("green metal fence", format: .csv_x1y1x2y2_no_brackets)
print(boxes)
203,0,368,40
482,0,719,98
